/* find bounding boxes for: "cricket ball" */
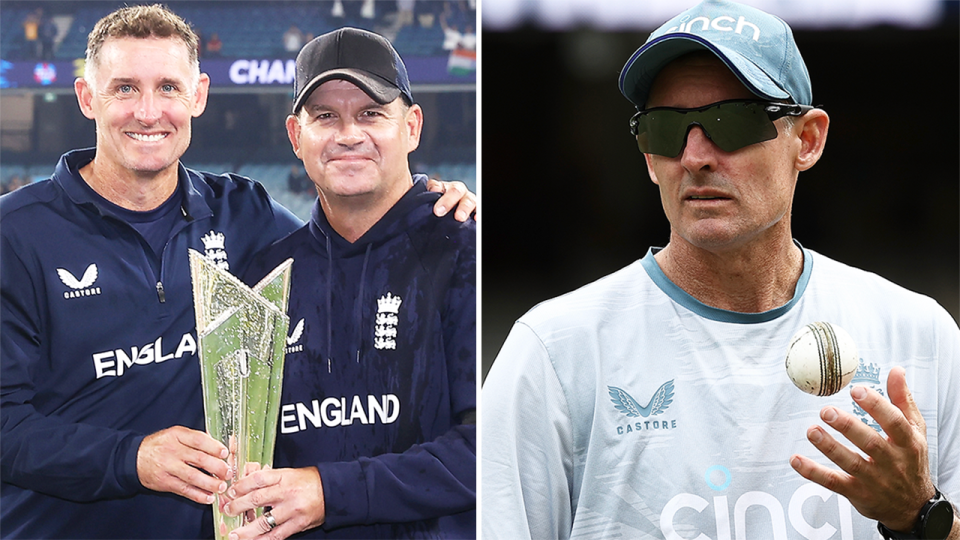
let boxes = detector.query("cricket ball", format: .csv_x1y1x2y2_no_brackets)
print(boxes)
784,322,859,397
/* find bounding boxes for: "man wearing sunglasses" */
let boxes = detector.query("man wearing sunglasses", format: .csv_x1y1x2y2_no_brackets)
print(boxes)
481,1,959,539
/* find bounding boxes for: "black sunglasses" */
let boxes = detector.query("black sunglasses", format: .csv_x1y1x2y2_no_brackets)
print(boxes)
629,99,813,158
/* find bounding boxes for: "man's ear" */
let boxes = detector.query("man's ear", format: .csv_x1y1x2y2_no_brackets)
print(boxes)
405,104,423,153
644,152,661,186
286,114,303,159
191,73,211,118
795,108,829,172
75,77,96,120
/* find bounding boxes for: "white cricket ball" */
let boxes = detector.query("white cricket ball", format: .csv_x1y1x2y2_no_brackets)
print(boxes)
784,322,859,397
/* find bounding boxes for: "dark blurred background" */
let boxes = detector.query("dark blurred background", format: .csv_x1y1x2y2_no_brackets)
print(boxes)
481,2,960,379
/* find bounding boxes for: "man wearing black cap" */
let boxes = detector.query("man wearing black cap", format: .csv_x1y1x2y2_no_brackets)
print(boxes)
482,1,958,539
222,28,476,539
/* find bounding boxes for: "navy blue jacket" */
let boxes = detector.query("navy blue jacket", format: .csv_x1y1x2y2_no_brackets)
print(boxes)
242,177,476,539
0,149,301,539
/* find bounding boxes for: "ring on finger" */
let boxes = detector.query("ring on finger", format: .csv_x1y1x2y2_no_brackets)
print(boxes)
264,511,277,530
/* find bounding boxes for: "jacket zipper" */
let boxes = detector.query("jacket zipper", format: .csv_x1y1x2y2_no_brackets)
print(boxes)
156,281,166,303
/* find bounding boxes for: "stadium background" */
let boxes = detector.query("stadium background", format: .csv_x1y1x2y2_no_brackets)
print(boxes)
0,0,477,221
481,1,960,378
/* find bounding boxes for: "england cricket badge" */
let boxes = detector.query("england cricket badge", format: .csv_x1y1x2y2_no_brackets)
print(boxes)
851,359,884,433
201,230,230,271
189,250,292,540
374,292,402,350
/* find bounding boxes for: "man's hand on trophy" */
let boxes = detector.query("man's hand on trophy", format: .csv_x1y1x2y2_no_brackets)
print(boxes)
221,466,325,540
217,461,265,527
136,425,231,504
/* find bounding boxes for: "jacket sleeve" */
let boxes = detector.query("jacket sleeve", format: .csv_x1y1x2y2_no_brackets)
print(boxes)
317,222,477,528
315,424,475,527
480,322,576,540
0,235,145,502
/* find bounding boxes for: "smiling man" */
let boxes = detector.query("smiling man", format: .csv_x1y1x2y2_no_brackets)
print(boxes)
481,1,959,539
221,28,476,539
0,6,473,539
290,76,422,241
75,36,203,203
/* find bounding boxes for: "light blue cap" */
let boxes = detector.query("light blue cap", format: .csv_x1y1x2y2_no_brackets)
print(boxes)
619,0,812,109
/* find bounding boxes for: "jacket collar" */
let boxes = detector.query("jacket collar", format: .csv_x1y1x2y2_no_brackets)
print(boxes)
53,148,213,223
308,174,437,255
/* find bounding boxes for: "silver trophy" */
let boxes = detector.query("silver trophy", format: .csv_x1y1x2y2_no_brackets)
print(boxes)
189,250,293,540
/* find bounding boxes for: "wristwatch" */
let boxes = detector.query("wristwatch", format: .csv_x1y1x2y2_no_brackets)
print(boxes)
877,488,955,540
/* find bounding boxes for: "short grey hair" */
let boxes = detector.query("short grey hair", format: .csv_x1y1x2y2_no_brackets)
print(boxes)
85,4,199,85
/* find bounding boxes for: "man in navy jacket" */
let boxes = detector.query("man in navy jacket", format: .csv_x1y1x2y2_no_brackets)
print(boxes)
223,28,476,539
0,7,473,539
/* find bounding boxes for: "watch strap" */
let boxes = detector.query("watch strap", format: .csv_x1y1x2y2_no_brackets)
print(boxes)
877,489,952,540
877,521,919,540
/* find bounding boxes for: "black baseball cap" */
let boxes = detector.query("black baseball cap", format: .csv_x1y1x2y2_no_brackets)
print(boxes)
292,27,414,113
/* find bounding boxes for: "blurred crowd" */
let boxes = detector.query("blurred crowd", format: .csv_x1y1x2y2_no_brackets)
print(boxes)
19,7,59,61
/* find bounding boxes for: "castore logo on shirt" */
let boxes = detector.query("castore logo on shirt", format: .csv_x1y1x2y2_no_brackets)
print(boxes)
285,318,304,354
57,263,102,299
609,380,679,435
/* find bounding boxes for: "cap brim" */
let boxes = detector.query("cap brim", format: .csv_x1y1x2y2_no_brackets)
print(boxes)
619,34,791,109
293,68,402,113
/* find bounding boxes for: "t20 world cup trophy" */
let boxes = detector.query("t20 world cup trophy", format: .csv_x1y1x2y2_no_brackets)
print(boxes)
189,250,293,539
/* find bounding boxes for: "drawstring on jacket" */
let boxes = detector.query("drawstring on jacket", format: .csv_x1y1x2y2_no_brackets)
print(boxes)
310,178,431,375
323,235,373,373
325,234,332,374
355,244,373,364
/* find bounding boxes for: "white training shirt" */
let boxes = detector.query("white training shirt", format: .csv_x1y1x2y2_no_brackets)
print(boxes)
481,246,960,540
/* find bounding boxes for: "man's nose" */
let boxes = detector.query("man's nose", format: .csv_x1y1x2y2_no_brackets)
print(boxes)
335,118,365,146
134,91,162,124
679,125,720,171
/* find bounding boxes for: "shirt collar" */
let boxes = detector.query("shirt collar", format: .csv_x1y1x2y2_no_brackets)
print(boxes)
640,240,813,324
53,148,212,222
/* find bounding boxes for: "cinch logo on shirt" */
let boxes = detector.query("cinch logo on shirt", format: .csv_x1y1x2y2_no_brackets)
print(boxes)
280,394,400,433
661,470,857,539
57,263,102,299
608,380,678,435
92,332,197,379
285,318,304,354
665,15,761,41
